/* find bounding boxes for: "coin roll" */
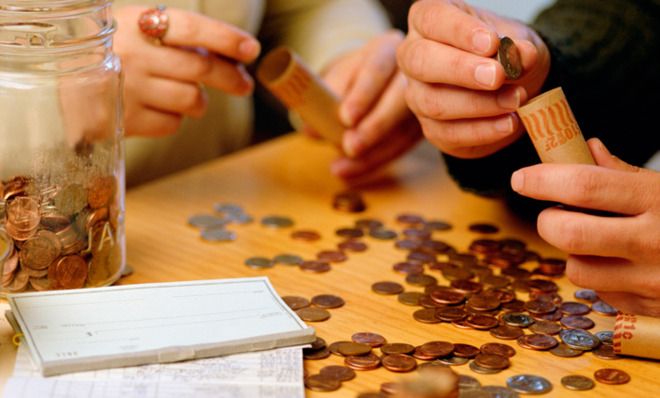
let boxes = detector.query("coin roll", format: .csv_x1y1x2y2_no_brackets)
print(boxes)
257,47,344,145
517,87,595,164
613,313,660,360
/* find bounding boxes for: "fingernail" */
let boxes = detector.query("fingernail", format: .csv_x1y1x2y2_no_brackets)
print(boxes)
472,30,492,53
494,115,514,133
339,105,355,127
330,158,350,176
497,86,522,110
474,63,497,87
239,39,260,59
511,170,524,192
343,131,359,158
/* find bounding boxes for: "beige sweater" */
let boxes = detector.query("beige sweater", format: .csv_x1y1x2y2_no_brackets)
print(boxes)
112,0,390,186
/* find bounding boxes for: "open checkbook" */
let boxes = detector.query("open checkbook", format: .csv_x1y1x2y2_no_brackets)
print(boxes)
5,277,316,376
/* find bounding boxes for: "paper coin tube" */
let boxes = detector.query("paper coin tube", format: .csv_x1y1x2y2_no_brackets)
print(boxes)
517,87,595,164
257,47,344,146
614,313,660,360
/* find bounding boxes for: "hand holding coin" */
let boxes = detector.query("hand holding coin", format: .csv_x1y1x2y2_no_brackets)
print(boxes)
397,0,551,159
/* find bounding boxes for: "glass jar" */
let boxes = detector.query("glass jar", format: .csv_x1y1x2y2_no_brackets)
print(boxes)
0,0,124,293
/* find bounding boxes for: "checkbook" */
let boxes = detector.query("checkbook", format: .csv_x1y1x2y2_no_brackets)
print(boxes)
5,277,316,376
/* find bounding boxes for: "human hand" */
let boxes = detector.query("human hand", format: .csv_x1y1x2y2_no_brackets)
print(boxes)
114,6,261,137
397,0,550,159
320,30,423,179
511,138,660,316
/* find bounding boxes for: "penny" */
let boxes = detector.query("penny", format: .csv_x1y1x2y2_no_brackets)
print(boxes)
295,307,331,322
592,300,618,316
574,289,599,303
345,352,381,371
87,175,116,209
337,342,372,356
352,332,386,348
316,250,347,263
328,341,352,356
593,343,619,360
480,342,516,358
538,257,566,276
474,353,509,370
392,261,424,275
425,220,453,231
299,260,331,273
517,334,558,351
261,215,294,228
413,308,441,324
450,279,483,294
442,266,474,281
529,320,561,335
54,184,87,217
311,294,345,309
19,230,62,270
200,227,236,242
490,324,525,340
369,228,397,240
6,267,30,292
398,291,424,306
417,360,449,371
550,343,584,358
244,256,274,269
526,279,559,294
525,299,557,315
371,281,404,295
1,252,19,287
560,315,595,330
502,312,535,328
594,368,630,385
469,360,501,374
497,36,522,80
561,375,595,391
469,239,501,255
481,275,510,289
396,213,425,225
381,343,415,356
436,355,469,366
560,329,600,351
430,288,466,305
403,228,431,240
303,346,330,361
405,273,437,287
282,296,309,310
332,191,366,213
506,374,552,394
337,239,368,252
273,253,303,265
453,343,480,359
6,196,40,239
188,214,227,229
51,254,88,289
502,299,526,312
355,218,383,230
29,277,51,291
319,365,356,382
395,239,422,251
559,301,591,316
290,229,321,241
468,222,499,234
382,354,417,372
466,314,499,330
335,227,364,238
418,341,454,358
421,240,453,254
304,374,341,392
435,306,467,322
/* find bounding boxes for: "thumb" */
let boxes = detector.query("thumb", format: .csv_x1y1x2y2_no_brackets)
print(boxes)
587,137,640,172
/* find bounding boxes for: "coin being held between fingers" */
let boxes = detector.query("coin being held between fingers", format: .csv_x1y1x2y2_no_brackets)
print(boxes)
497,36,522,80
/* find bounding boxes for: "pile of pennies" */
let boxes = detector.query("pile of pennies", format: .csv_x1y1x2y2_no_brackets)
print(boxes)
1,174,121,292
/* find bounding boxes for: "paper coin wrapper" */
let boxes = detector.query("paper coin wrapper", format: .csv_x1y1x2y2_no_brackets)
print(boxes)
614,313,660,360
517,87,595,164
257,47,344,146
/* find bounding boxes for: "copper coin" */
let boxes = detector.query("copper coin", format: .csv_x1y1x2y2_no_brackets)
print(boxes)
333,191,366,213
403,228,431,240
303,347,330,360
337,342,372,356
316,250,347,263
407,251,436,264
87,175,116,209
337,239,368,252
290,229,321,241
335,227,364,238
281,295,310,310
52,255,88,289
418,341,454,358
593,343,619,360
6,196,40,235
300,260,331,273
398,291,424,306
308,336,327,350
481,275,511,289
453,343,480,359
525,299,557,314
382,354,417,372
296,307,331,322
304,374,341,392
372,281,404,295
435,306,467,322
473,353,510,370
442,266,474,281
538,257,566,276
529,320,561,335
395,239,422,250
490,324,525,340
517,334,558,351
345,352,381,370
319,365,356,382
396,213,425,225
6,267,29,292
531,309,563,322
19,230,62,271
425,220,452,231
392,261,424,275
561,375,595,391
273,253,303,265
560,315,595,330
352,332,386,348
594,368,630,385
405,273,437,287
592,300,618,316
469,239,501,255
355,218,383,230
412,346,439,361
381,343,415,356
369,228,398,240
311,294,345,309
244,256,274,269
559,301,591,316
451,279,483,294
497,36,522,80
501,299,526,312
413,308,441,324
467,294,501,311
480,343,516,358
29,277,51,291
466,314,499,330
328,340,352,356
469,361,501,375
421,240,453,254
468,223,499,234
550,343,584,358
430,288,466,305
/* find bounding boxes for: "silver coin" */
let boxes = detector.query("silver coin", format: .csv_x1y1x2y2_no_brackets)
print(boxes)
506,374,552,394
437,355,469,366
459,374,481,390
214,203,244,214
559,329,600,351
245,256,275,269
502,312,535,328
201,228,237,242
574,288,599,302
561,375,595,391
369,229,398,240
469,360,500,374
188,214,228,229
273,253,303,265
595,330,614,345
261,215,294,228
228,213,253,224
592,300,618,316
482,385,520,398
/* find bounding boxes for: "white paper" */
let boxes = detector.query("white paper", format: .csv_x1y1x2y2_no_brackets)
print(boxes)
4,344,304,398
7,277,314,375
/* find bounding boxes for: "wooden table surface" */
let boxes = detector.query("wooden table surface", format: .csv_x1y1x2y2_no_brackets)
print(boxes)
1,133,659,397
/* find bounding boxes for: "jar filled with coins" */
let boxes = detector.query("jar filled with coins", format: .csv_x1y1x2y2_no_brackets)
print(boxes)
0,0,125,293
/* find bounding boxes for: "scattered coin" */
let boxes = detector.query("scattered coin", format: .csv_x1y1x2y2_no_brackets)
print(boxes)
595,330,614,345
332,191,366,213
304,374,341,392
574,289,599,303
296,307,331,322
261,215,294,228
561,375,595,391
559,301,591,316
593,343,620,360
299,260,331,273
273,253,303,265
561,315,595,330
550,343,584,358
244,256,274,269
559,329,600,351
468,223,499,234
413,308,441,324
316,250,347,263
517,334,558,351
200,227,236,242
594,368,630,385
453,343,480,359
381,343,415,356
290,229,321,241
337,342,372,356
338,239,368,252
506,374,552,394
480,342,516,358
502,312,535,328
371,281,404,295
490,324,525,340
352,332,386,347
529,320,561,335
311,294,345,309
382,354,417,372
369,229,398,240
282,295,310,310
188,214,227,229
474,353,510,370
592,300,618,316
481,385,520,398
319,365,356,382
345,352,381,371
497,36,522,80
398,291,424,306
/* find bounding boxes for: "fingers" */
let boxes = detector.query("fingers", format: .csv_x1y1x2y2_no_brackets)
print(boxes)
408,0,498,56
137,77,208,118
536,207,642,258
161,8,260,63
145,46,253,95
339,31,402,126
588,138,641,172
511,164,652,215
566,255,660,295
124,107,182,137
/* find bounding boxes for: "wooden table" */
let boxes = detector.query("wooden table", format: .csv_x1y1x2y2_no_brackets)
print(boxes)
1,133,659,397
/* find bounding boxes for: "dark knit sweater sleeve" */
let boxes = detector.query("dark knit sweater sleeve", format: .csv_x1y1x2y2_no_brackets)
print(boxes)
443,0,660,212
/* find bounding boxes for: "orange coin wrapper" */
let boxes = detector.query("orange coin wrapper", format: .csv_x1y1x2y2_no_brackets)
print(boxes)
614,313,660,360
